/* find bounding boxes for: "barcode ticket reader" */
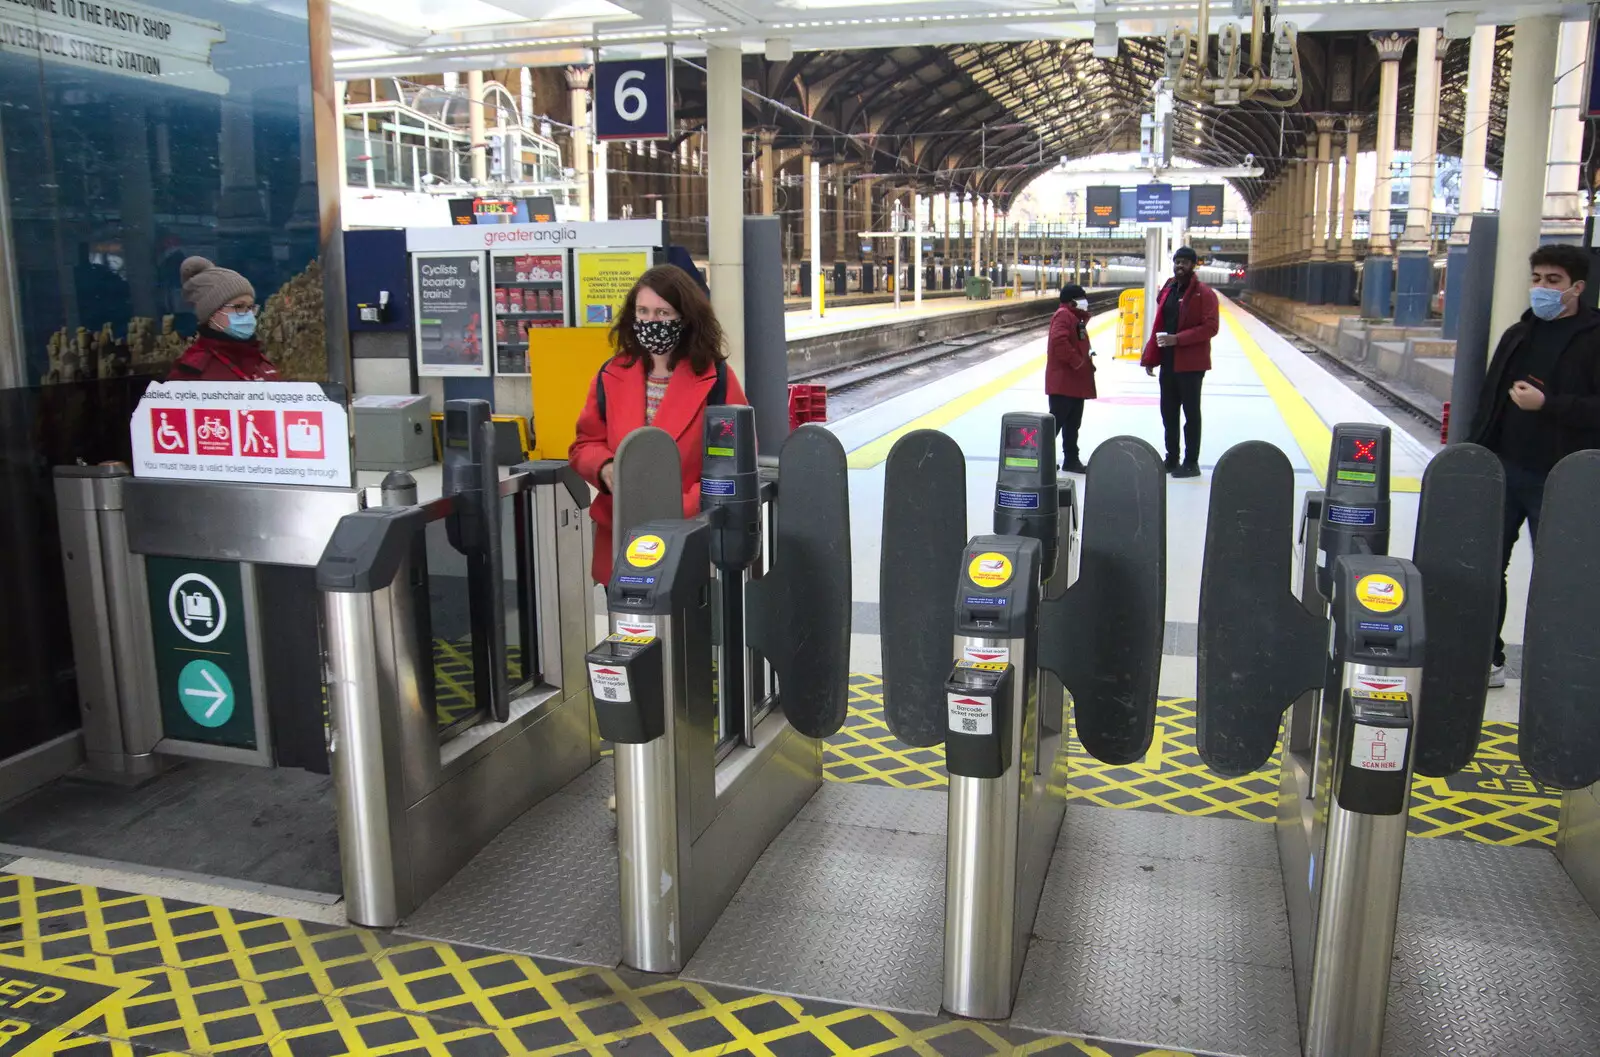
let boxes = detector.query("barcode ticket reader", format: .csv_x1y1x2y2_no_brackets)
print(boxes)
1198,432,1503,1057
945,536,1042,779
441,398,509,720
881,421,1166,1020
586,520,710,747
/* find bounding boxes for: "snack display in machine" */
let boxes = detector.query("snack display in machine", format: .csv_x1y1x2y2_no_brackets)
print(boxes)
491,252,568,374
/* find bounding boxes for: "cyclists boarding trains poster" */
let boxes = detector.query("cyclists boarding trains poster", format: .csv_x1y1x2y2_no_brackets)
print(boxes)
130,381,353,487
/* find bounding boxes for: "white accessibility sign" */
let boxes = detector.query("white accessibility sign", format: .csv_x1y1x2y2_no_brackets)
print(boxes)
1351,723,1407,772
131,381,352,488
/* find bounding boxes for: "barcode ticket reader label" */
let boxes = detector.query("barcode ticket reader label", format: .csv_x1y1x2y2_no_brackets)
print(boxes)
992,412,1060,582
586,634,666,743
945,660,1013,778
1334,688,1413,814
946,534,1041,779
1316,423,1392,600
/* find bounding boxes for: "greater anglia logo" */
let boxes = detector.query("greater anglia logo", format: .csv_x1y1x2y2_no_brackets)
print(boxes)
481,226,579,248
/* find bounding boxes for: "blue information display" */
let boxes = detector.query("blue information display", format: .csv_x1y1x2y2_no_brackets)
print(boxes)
1135,184,1173,222
596,59,673,140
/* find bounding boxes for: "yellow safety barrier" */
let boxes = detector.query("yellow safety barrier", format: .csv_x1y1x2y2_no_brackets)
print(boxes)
1116,289,1145,361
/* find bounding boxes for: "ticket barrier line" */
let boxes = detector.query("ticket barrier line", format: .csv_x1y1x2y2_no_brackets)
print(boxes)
318,430,597,926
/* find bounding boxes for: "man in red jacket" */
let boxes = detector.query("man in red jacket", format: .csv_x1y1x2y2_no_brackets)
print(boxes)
1140,247,1219,478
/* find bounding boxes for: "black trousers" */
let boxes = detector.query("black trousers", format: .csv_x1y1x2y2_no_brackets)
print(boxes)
1495,458,1547,668
1158,362,1205,464
1048,395,1085,466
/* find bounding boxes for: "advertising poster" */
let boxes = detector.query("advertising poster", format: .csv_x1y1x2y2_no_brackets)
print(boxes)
576,250,651,328
414,252,489,376
1085,185,1121,228
130,380,352,487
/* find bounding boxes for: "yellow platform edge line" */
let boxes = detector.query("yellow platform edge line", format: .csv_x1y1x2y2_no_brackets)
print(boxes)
1221,302,1422,493
845,314,1118,470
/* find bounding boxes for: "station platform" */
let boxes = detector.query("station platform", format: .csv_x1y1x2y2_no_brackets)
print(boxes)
1,297,1589,1057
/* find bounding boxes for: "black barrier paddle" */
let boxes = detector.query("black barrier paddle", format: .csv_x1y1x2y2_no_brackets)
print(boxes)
613,428,684,556
745,425,853,739
1196,441,1327,776
1519,450,1600,789
879,430,967,748
1038,436,1166,765
1411,443,1504,777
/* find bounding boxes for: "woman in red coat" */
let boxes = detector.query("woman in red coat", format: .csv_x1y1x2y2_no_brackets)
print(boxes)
569,265,748,585
1045,284,1097,473
168,257,280,381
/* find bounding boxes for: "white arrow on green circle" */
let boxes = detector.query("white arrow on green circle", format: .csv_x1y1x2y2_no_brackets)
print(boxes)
184,666,229,719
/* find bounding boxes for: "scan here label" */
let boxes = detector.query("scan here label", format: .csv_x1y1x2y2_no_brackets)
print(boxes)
1351,723,1407,772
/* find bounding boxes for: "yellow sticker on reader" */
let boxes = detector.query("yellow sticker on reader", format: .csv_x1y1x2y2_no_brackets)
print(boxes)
957,659,1008,672
1355,573,1404,613
626,534,666,568
607,634,656,645
968,552,1013,589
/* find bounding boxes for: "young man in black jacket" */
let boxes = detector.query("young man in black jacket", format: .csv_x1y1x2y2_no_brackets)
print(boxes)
1468,243,1600,686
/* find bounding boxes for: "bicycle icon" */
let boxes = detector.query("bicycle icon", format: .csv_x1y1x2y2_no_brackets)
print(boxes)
196,418,230,442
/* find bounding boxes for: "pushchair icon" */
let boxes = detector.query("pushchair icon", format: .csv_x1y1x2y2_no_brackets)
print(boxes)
181,590,215,629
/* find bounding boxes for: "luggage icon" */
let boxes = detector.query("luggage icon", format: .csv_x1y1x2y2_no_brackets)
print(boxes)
286,416,322,453
181,589,215,629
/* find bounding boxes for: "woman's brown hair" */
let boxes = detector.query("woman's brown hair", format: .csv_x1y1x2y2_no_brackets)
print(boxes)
610,265,726,374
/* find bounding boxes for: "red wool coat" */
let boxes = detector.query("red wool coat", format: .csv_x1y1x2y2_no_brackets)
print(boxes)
1045,306,1096,398
569,356,748,585
1140,277,1220,373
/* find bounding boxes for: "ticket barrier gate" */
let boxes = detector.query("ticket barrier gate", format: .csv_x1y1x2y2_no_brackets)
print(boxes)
588,414,851,973
316,406,596,926
1195,426,1507,1056
879,415,1166,1018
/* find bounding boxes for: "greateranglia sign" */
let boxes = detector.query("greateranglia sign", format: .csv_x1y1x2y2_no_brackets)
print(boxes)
130,380,353,487
0,0,229,95
405,219,666,254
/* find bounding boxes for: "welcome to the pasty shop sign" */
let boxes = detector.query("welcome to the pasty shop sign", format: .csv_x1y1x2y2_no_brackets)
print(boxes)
0,0,228,95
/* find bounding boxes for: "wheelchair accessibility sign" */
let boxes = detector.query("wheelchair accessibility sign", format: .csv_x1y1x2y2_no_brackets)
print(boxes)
130,381,351,487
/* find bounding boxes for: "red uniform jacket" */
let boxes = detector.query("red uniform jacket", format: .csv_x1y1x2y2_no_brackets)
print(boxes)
569,356,748,585
1045,306,1096,398
1140,277,1219,373
169,335,280,382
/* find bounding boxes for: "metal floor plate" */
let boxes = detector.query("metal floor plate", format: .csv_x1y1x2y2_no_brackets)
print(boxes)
681,782,948,1016
1383,837,1600,1057
395,759,621,967
1012,807,1300,1057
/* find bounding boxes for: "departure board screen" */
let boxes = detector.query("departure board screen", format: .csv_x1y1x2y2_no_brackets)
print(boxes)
1086,186,1121,228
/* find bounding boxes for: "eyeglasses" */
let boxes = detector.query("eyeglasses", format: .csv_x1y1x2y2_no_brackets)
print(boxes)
222,303,257,315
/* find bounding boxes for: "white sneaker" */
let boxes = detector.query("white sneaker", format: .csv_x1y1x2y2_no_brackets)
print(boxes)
1488,664,1506,689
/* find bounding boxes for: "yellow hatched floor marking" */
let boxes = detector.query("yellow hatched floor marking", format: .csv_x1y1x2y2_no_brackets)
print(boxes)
843,315,1118,470
0,874,1199,1057
832,675,1560,846
1220,302,1423,493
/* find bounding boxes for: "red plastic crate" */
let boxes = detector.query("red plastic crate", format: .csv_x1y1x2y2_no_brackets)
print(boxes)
788,384,828,431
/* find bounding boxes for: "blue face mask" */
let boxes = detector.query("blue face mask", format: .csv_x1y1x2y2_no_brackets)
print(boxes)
1529,286,1569,321
221,310,257,340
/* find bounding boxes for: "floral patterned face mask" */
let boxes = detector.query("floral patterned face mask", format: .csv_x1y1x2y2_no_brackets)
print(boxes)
634,319,682,354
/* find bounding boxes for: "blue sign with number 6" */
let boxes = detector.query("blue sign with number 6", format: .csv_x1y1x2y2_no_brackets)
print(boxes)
596,58,672,141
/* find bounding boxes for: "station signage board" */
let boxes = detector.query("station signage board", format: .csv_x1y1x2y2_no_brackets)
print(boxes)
130,380,353,487
406,220,666,253
146,556,258,752
0,0,230,95
1085,185,1121,228
595,57,673,140
1188,184,1225,227
1136,184,1174,223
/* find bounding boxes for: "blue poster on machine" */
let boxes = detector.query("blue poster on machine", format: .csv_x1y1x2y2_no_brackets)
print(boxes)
1136,184,1173,222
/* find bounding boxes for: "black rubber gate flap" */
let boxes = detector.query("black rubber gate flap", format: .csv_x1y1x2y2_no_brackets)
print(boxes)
613,427,683,559
1519,450,1600,789
746,425,852,739
1039,436,1165,765
1196,442,1326,777
878,430,966,747
1411,443,1505,778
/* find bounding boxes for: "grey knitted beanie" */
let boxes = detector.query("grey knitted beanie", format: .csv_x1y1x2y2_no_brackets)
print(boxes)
181,257,255,323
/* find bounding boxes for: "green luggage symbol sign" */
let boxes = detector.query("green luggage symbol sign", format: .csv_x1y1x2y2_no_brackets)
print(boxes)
177,660,234,727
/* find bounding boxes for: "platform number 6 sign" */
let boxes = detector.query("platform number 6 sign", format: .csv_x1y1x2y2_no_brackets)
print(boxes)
596,58,672,141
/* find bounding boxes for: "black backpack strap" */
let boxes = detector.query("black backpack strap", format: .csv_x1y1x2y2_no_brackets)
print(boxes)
594,359,612,422
709,359,727,406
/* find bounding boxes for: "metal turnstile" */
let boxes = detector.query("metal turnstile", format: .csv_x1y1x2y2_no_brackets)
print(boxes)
1196,426,1504,1056
879,415,1165,1019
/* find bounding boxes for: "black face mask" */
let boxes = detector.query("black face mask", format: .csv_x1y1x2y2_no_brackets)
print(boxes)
635,319,682,355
